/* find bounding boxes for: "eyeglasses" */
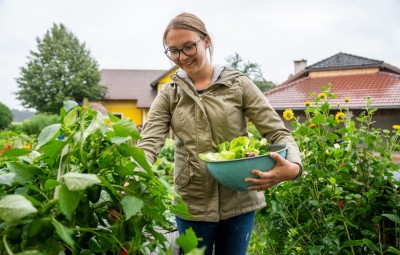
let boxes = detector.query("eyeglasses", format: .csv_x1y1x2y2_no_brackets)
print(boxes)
164,38,202,61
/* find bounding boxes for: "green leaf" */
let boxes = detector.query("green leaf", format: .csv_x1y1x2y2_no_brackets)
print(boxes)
121,196,144,220
52,218,75,249
0,172,15,186
1,148,30,157
341,240,364,248
386,247,400,254
313,113,325,124
118,143,151,172
6,162,34,184
362,238,380,252
334,215,357,227
62,172,101,191
63,100,78,113
113,118,141,140
59,185,83,220
44,179,59,191
37,123,61,149
40,140,67,158
111,136,132,145
0,194,38,222
176,227,201,253
381,213,400,224
63,108,78,127
82,112,103,140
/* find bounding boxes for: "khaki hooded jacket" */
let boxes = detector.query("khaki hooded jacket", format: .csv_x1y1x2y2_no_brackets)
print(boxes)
137,68,302,222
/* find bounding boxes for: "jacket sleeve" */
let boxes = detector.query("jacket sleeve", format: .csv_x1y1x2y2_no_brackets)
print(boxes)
240,76,302,168
136,86,172,165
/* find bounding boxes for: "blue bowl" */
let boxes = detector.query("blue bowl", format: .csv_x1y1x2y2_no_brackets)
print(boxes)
203,144,287,192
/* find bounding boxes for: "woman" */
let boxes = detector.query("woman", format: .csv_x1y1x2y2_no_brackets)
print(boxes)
137,12,302,255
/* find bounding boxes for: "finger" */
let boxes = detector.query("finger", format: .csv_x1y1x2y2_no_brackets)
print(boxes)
250,169,275,179
269,152,284,164
245,177,265,184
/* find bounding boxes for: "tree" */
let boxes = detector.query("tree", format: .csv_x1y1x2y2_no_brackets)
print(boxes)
16,23,107,114
0,102,13,130
225,52,276,92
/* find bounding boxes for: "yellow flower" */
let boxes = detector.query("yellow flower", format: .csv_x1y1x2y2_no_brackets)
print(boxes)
309,123,316,128
283,109,294,121
317,93,327,100
393,125,400,130
344,97,350,103
22,144,31,150
335,112,346,123
304,101,312,107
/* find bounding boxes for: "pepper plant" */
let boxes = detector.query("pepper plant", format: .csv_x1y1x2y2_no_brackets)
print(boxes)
0,101,192,254
249,85,400,254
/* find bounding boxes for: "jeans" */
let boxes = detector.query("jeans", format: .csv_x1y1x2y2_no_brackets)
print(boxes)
176,211,256,255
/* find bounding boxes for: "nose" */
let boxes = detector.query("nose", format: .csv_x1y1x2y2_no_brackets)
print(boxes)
178,51,188,61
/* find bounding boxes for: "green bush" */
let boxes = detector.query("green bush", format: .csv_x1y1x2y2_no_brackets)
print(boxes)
249,85,400,254
0,131,34,151
20,113,59,135
0,102,13,130
158,138,175,162
0,101,193,254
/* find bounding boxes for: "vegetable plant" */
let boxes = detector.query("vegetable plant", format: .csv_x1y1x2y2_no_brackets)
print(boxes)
0,101,192,254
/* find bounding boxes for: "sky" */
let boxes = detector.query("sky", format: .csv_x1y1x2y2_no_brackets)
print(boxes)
1,0,399,110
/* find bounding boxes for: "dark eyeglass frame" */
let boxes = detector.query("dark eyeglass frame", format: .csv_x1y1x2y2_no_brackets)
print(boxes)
164,38,202,60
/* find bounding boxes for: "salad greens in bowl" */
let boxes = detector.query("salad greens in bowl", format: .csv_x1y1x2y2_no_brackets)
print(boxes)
199,136,287,192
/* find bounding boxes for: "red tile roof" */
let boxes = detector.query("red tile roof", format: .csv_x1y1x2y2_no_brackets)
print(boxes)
100,69,167,108
265,72,400,110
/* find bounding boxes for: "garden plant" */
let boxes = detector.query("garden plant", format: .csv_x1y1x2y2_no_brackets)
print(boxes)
0,101,199,255
249,85,400,254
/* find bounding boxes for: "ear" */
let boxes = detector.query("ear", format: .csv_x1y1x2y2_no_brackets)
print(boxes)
204,36,211,48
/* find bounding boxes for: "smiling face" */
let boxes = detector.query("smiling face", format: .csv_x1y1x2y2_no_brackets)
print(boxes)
164,28,211,77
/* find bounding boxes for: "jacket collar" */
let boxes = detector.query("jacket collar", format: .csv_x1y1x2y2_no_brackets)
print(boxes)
171,65,243,89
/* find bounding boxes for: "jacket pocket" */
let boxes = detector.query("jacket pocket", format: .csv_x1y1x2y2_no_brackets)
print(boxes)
175,162,193,190
174,152,193,190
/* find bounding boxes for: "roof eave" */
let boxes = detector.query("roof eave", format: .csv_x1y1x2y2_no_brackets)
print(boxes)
150,65,178,88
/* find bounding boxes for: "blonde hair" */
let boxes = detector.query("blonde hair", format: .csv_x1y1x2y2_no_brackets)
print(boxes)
163,12,214,60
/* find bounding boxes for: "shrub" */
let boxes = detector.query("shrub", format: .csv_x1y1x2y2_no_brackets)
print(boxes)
20,113,59,135
0,101,193,254
158,138,175,162
250,85,400,254
0,130,34,152
0,102,13,130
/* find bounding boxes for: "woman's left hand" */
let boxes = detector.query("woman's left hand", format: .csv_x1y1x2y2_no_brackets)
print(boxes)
245,152,300,192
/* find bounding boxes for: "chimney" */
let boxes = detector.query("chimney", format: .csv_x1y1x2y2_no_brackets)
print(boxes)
294,59,307,74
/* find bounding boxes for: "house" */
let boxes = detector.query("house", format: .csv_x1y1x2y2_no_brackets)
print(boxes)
99,67,177,126
264,52,400,131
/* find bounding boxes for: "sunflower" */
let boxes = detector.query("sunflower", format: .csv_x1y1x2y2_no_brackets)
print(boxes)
393,125,400,130
317,93,327,100
309,123,316,128
283,109,294,121
344,97,350,103
335,112,346,123
304,101,312,107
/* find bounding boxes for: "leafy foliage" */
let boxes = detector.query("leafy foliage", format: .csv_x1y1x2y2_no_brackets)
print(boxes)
249,85,400,254
225,52,275,92
0,103,13,130
16,23,107,114
0,101,191,254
